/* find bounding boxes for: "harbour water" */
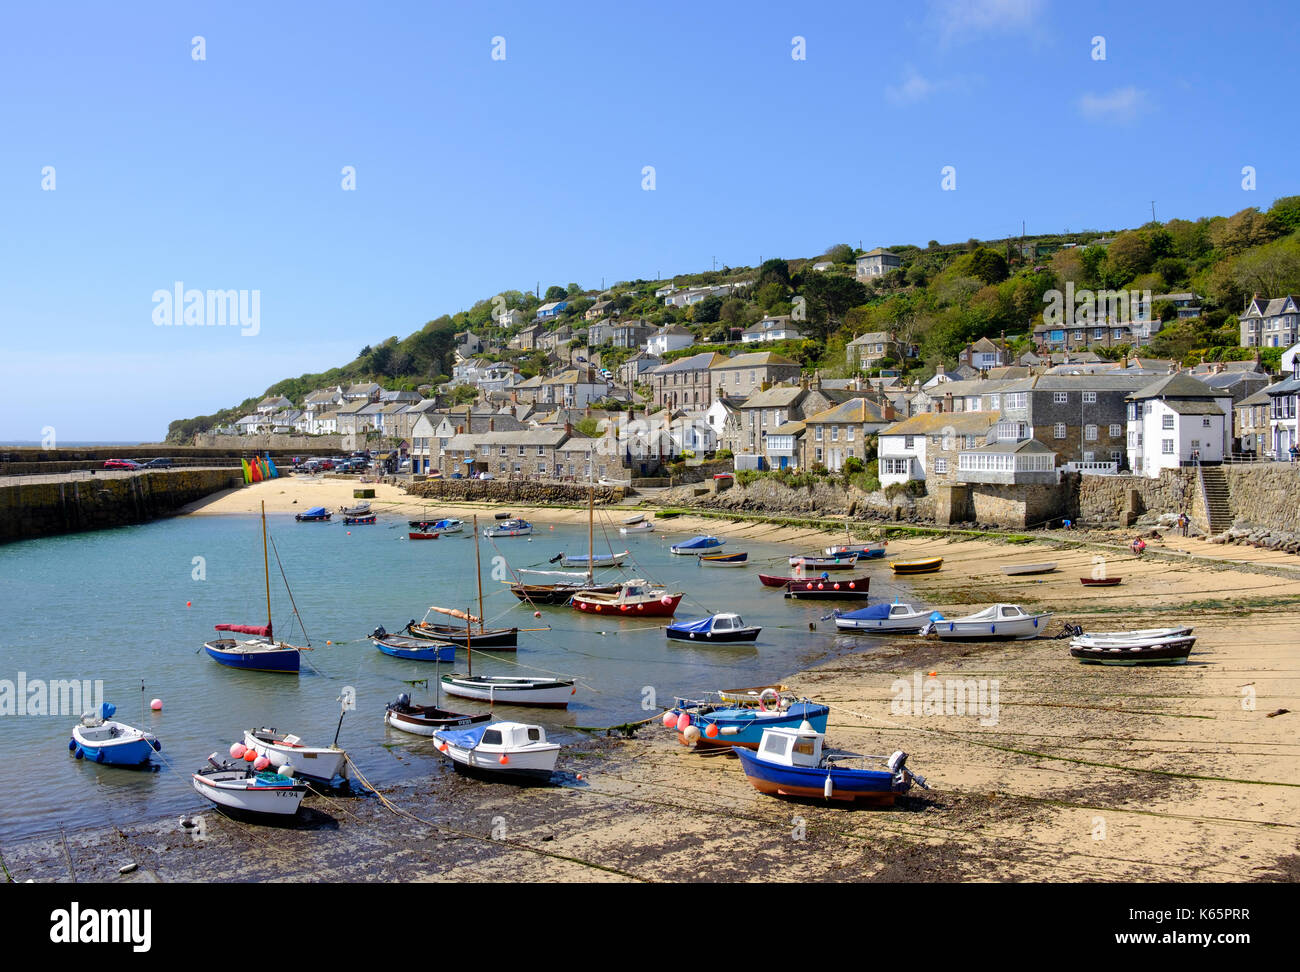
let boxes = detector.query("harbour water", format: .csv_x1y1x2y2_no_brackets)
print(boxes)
0,511,915,842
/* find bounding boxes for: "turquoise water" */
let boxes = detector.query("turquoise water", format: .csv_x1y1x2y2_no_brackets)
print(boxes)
0,512,917,841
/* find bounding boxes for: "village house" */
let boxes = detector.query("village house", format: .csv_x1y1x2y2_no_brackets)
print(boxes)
618,351,662,388
845,331,904,371
534,300,569,321
257,395,293,415
536,324,573,351
439,427,573,479
1239,294,1300,348
584,299,614,322
854,248,902,279
510,323,543,350
343,383,382,403
1234,388,1272,457
645,324,694,356
877,411,1000,487
958,337,1007,372
539,367,612,409
1264,374,1300,458
1126,373,1233,476
709,351,801,399
799,398,891,471
764,421,805,471
956,438,1059,485
741,315,805,344
995,373,1152,470
648,351,727,410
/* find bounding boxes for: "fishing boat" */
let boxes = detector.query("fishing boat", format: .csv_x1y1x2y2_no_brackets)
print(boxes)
1070,626,1192,644
511,489,622,604
698,551,748,567
432,721,561,781
192,756,309,817
440,674,576,708
340,501,371,516
1080,576,1123,587
1000,562,1057,576
204,503,309,674
623,513,645,525
571,579,684,617
666,613,761,642
670,536,724,555
385,691,491,736
824,542,887,559
666,691,830,749
620,520,654,534
789,553,858,570
343,514,376,525
1069,635,1196,666
68,703,161,766
483,518,532,537
784,576,871,600
369,628,457,663
922,603,1051,640
554,549,629,569
408,531,440,540
404,605,518,649
717,684,787,704
242,728,348,783
833,602,938,633
294,506,331,521
890,557,943,575
758,562,815,587
734,726,926,805
430,517,463,534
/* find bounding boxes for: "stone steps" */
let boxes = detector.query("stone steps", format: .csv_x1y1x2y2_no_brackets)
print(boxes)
1199,466,1233,533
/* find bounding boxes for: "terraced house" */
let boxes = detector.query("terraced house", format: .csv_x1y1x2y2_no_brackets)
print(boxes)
800,398,892,471
877,411,1000,486
439,428,575,479
648,351,726,409
709,351,801,398
993,374,1151,471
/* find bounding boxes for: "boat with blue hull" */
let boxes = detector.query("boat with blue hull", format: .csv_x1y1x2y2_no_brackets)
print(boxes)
667,693,829,749
370,630,456,663
670,535,724,555
733,726,926,805
665,613,761,642
69,703,161,766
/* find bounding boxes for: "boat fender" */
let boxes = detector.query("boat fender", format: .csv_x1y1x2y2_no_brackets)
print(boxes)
689,633,694,639
824,774,834,800
68,737,76,752
94,749,105,763
758,688,780,712
150,739,162,751
720,726,739,734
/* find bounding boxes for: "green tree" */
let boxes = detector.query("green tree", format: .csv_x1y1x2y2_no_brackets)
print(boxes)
544,285,568,301
824,243,854,264
1268,195,1300,232
1210,208,1284,255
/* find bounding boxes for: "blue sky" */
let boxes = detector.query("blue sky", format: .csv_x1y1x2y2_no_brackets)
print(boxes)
1,0,1296,441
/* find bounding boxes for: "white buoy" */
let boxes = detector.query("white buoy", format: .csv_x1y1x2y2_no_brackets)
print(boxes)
683,724,701,744
823,774,834,799
278,764,294,777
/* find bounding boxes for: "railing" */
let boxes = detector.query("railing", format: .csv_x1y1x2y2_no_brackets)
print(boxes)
1061,461,1120,475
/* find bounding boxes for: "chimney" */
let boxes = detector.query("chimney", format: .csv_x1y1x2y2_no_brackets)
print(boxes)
564,421,572,436
456,424,464,434
883,401,896,422
944,391,954,413
489,417,495,431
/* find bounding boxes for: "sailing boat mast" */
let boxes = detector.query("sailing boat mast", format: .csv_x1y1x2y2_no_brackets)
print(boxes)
261,501,272,638
587,485,594,584
474,513,484,634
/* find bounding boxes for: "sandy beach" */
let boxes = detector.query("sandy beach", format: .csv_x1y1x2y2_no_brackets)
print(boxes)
7,477,1296,883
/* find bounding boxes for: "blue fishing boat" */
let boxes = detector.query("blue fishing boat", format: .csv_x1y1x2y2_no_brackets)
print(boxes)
670,535,724,555
666,613,761,642
295,506,331,521
824,543,887,559
733,726,926,805
698,551,748,567
69,703,161,766
666,691,829,749
370,630,456,663
343,514,376,524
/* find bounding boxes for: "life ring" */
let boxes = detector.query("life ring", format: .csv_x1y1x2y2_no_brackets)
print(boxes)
758,688,781,712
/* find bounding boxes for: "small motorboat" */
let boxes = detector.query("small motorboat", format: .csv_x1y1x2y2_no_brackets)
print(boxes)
440,674,576,708
1069,636,1196,665
509,578,621,605
1080,576,1123,586
554,550,629,569
698,551,748,567
824,542,887,559
758,570,816,587
734,726,926,805
408,531,440,540
666,613,761,642
295,506,331,522
242,728,347,783
483,518,532,537
344,514,376,525
784,576,870,600
370,628,457,663
834,602,938,633
670,536,724,555
340,501,372,516
405,607,518,649
623,513,645,525
68,703,160,766
666,691,829,749
192,756,309,816
430,518,463,534
890,557,942,575
384,692,490,736
621,520,655,534
1068,626,1192,646
789,553,858,570
493,511,512,520
409,514,442,528
922,603,1051,640
433,721,561,782
1000,562,1057,576
571,579,684,617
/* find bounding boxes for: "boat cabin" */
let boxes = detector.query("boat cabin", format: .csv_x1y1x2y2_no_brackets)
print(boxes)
480,722,549,750
710,613,746,631
757,726,824,768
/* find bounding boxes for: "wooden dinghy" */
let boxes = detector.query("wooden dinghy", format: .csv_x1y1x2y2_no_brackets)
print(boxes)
384,692,490,736
192,757,309,817
698,551,748,567
1080,576,1123,586
242,728,347,783
408,531,440,540
1069,636,1195,666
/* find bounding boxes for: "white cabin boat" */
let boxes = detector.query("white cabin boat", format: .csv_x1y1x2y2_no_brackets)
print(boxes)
834,602,935,633
241,728,348,783
924,603,1051,640
433,721,560,781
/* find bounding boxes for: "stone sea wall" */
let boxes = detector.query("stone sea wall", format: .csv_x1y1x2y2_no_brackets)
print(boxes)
658,477,935,523
404,479,624,506
1221,464,1300,531
0,469,244,544
1076,469,1200,528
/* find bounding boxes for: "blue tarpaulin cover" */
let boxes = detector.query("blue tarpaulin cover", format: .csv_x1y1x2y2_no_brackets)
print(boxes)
668,615,717,633
302,506,328,516
435,724,488,749
839,604,893,621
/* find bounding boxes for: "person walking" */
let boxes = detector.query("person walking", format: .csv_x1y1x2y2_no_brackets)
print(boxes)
1178,511,1189,537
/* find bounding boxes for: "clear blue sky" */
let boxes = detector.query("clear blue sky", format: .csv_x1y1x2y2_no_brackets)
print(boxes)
1,0,1295,441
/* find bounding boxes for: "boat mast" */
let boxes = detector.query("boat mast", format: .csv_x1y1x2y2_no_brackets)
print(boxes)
587,484,594,583
261,501,272,637
474,513,484,634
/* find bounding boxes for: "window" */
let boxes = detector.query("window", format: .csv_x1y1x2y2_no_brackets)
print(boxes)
1005,393,1027,410
1093,328,1104,339
904,436,915,450
1162,415,1175,430
1083,391,1097,404
831,426,838,441
518,445,526,456
934,457,948,473
846,426,854,441
499,446,507,456
1110,451,1121,461
990,394,1000,409
815,426,823,441
815,447,823,462
537,445,544,456
1085,424,1098,441
1083,451,1095,462
1109,424,1122,437
1202,418,1211,427
1054,423,1066,439
1162,439,1175,455
1190,440,1200,449
1054,392,1068,403
964,435,976,448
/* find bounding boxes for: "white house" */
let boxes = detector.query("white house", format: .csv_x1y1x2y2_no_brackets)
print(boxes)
877,412,999,486
855,248,902,279
646,324,694,356
741,315,805,344
1125,373,1233,477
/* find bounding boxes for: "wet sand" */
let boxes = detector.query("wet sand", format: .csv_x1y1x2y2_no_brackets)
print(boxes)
6,480,1297,882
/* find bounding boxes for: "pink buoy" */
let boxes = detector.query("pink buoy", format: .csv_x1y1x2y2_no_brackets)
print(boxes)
817,582,824,589
242,748,257,762
534,611,541,618
662,711,677,728
675,712,691,731
253,756,271,771
150,698,162,711
229,743,246,759
661,596,672,606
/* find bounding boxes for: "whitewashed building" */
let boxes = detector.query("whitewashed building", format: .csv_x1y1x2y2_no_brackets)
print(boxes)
1125,373,1232,477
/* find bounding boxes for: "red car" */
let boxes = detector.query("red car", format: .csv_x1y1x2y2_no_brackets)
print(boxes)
103,459,142,470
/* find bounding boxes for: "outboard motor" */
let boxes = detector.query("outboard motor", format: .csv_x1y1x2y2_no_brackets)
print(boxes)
395,692,411,710
370,625,387,639
887,750,928,790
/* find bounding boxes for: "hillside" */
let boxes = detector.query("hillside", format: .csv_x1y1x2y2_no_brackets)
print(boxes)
166,197,1300,442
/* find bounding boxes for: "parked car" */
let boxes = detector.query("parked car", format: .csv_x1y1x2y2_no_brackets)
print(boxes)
140,457,174,469
103,459,142,470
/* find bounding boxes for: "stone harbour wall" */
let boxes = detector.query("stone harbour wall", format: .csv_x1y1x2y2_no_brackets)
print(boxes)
404,479,624,506
1221,464,1300,531
657,477,935,523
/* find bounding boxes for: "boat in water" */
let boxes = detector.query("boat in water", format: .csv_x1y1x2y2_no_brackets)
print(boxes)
192,756,309,817
241,728,348,784
553,549,629,569
670,536,724,555
571,579,684,617
370,628,457,662
789,553,858,570
294,506,331,522
734,726,926,805
339,501,372,517
483,518,532,537
68,703,161,766
922,603,1051,640
621,520,654,534
665,690,830,749
784,576,870,600
698,551,748,567
824,542,887,559
433,721,561,782
404,604,518,649
665,613,761,642
833,602,938,633
440,674,576,708
343,514,376,525
385,691,490,736
408,531,440,540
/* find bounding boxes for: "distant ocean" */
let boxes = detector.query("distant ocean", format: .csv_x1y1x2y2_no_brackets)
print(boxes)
0,441,153,447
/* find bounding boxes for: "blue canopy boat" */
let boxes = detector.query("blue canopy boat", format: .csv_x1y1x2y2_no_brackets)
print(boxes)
295,506,331,521
670,535,724,555
68,703,161,766
369,629,456,663
833,602,939,633
666,692,829,749
733,726,927,805
665,613,761,642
